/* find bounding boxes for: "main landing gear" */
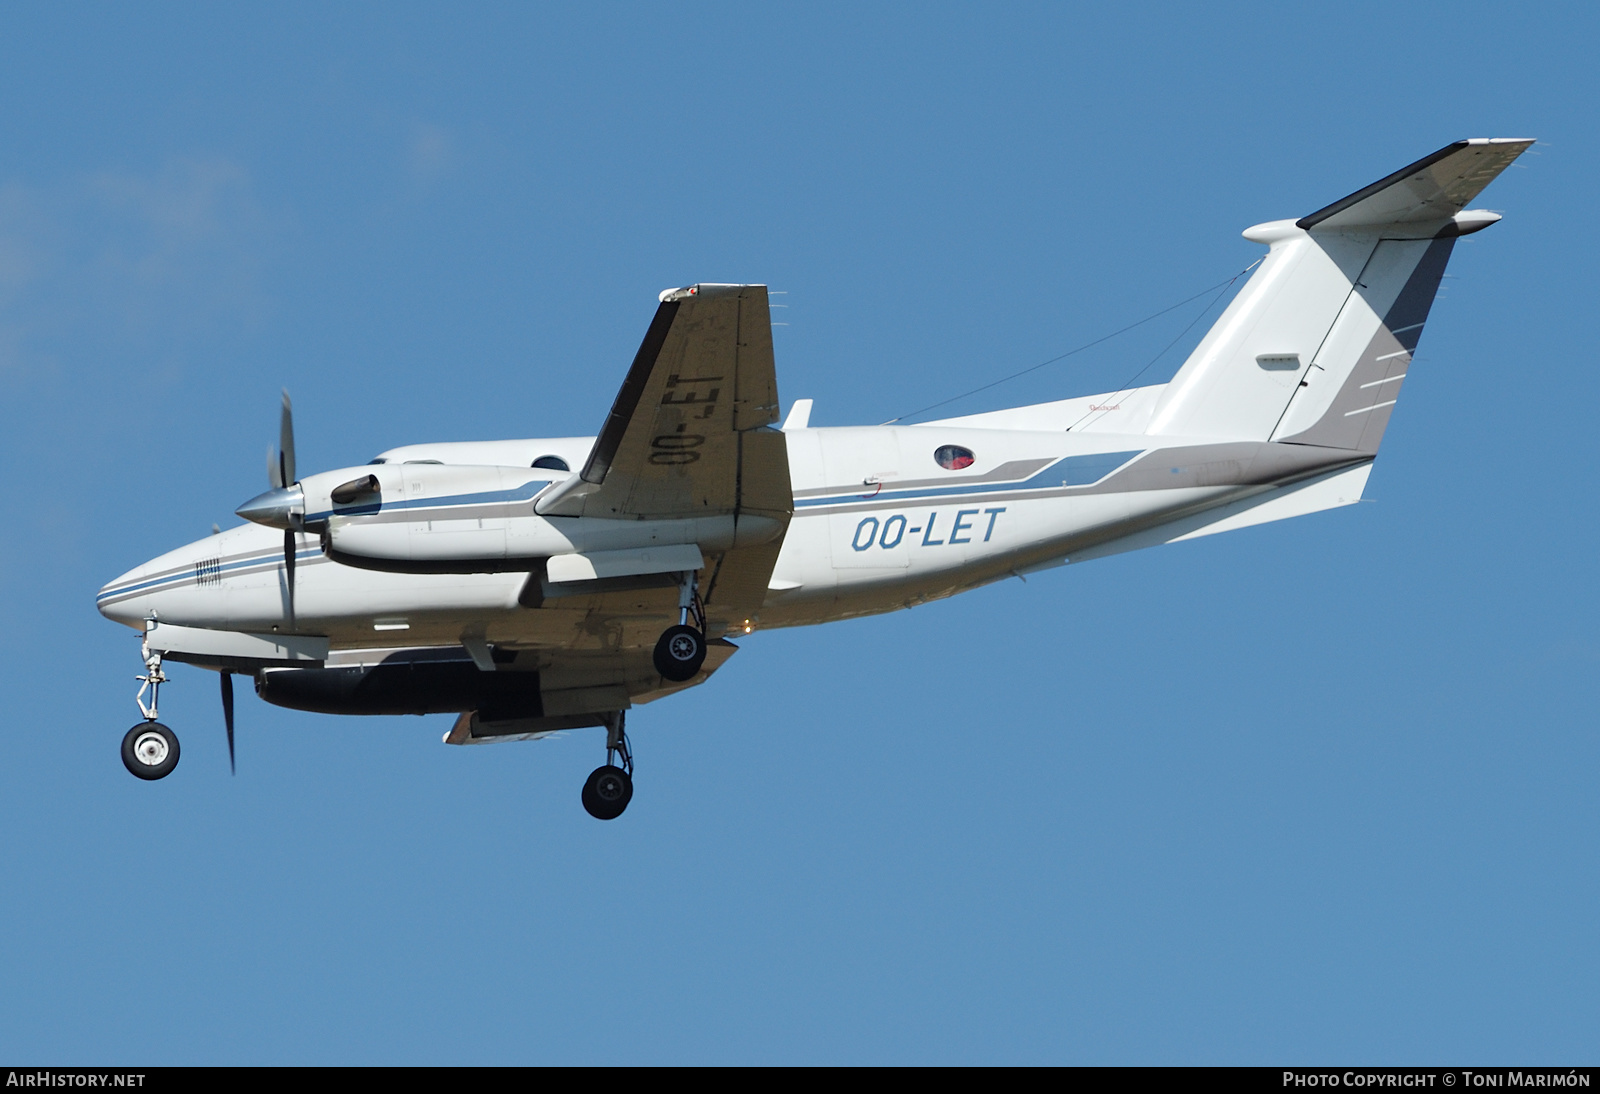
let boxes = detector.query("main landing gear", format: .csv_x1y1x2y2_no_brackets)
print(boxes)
582,712,634,821
597,570,704,819
123,639,181,780
652,570,707,683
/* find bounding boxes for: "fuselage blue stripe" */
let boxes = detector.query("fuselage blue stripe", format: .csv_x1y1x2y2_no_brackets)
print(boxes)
97,548,319,601
104,481,554,601
102,456,1145,600
302,479,551,524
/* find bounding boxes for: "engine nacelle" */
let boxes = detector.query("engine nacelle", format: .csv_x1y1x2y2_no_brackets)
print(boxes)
314,462,784,574
297,463,526,528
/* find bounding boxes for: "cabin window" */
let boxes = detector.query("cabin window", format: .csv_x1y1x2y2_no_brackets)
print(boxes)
532,455,570,471
934,445,975,471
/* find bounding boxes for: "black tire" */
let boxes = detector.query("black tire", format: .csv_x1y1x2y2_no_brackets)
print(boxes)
582,765,633,820
653,624,706,682
122,722,180,780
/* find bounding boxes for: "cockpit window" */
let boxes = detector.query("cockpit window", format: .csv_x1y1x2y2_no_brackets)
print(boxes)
402,459,443,465
367,458,387,465
532,455,570,471
935,445,975,471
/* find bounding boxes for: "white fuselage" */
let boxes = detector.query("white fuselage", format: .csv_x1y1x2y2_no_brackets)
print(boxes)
97,407,1361,651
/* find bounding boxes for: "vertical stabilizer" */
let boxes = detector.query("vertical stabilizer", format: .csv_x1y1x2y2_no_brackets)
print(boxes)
1144,139,1531,447
1269,235,1450,451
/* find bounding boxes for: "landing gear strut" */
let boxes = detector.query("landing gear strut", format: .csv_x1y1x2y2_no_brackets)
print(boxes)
123,638,181,780
653,570,707,682
582,712,633,821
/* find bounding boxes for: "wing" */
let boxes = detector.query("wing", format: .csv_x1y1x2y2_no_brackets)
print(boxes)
535,283,793,630
444,639,743,744
538,283,789,523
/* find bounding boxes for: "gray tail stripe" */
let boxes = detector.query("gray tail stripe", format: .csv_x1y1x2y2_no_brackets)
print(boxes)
1382,237,1456,351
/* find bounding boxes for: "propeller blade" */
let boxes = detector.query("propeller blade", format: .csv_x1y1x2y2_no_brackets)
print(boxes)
284,528,297,617
278,389,296,487
268,444,282,489
221,672,236,775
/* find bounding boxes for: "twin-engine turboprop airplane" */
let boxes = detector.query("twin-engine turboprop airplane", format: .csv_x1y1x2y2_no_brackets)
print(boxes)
98,139,1531,818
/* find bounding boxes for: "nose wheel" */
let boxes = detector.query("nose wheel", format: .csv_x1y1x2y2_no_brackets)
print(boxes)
120,636,181,780
122,722,180,780
582,712,634,820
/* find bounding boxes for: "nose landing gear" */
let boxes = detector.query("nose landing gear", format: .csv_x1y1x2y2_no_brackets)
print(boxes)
581,712,634,820
123,638,181,780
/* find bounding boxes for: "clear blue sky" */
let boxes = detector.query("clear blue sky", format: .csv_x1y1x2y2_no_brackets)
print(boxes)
1,2,1594,1064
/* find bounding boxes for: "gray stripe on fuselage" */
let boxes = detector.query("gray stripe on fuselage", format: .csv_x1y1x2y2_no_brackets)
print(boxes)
793,442,1366,516
791,457,1056,500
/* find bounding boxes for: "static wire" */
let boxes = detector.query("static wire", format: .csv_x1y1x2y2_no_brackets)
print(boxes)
883,259,1263,426
1062,259,1260,432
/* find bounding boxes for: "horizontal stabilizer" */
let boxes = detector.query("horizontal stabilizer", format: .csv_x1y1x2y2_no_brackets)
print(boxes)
1297,139,1533,232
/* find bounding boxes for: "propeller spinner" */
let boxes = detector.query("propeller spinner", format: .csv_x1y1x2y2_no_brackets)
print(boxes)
235,390,305,615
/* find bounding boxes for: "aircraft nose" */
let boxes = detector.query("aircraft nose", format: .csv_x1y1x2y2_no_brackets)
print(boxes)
97,563,154,628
